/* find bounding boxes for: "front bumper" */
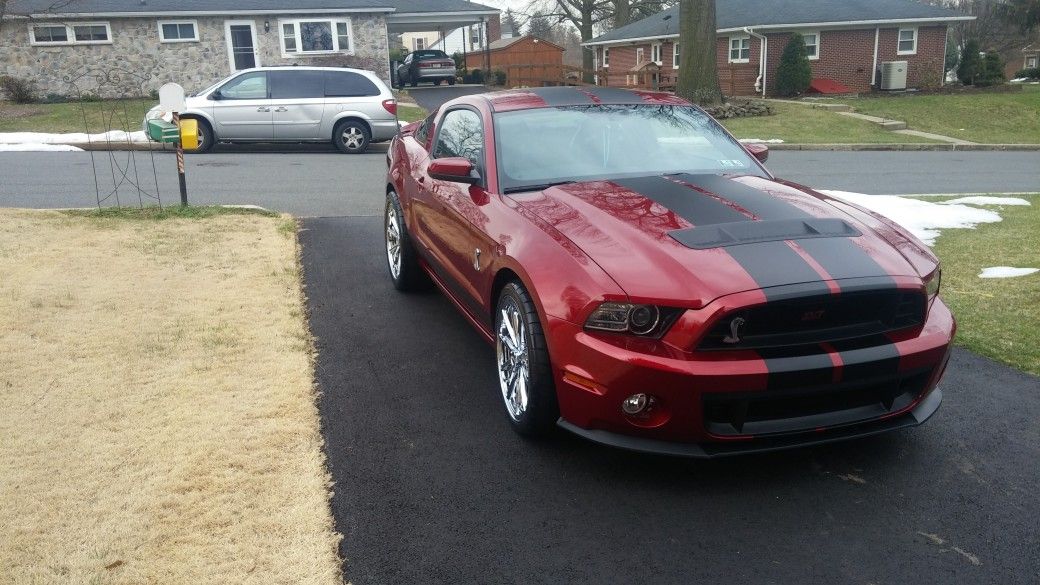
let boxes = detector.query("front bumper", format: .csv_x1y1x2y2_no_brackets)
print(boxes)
548,297,955,456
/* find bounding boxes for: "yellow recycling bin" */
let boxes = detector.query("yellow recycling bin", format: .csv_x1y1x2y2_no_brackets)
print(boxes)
179,118,199,150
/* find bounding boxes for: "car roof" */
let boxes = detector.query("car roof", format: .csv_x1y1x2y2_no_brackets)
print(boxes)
484,86,691,113
237,66,375,75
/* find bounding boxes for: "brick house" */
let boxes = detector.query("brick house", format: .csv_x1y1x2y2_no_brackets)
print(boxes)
0,0,499,98
585,0,972,96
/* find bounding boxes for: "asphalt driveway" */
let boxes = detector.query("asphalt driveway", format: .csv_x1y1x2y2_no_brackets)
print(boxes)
302,215,1040,585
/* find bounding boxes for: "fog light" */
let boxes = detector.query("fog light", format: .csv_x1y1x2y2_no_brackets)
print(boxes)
622,393,649,415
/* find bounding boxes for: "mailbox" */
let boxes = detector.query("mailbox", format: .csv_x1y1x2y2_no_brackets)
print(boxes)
146,118,180,143
179,118,198,150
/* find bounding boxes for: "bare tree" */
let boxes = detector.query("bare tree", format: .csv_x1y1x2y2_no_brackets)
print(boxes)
675,0,722,105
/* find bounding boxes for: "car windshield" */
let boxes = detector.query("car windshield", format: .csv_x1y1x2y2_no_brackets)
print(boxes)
494,105,768,193
414,50,449,60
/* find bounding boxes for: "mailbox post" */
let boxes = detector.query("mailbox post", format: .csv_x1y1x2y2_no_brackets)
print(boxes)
159,83,189,206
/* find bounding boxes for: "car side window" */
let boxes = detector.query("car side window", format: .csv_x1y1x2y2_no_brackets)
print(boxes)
218,72,268,100
325,71,380,97
414,112,436,146
270,70,324,99
433,109,483,170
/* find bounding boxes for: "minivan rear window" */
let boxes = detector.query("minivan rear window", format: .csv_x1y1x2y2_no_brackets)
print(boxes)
270,70,325,99
325,71,380,97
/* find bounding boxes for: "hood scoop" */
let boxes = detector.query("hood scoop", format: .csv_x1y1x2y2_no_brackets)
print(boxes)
669,218,861,250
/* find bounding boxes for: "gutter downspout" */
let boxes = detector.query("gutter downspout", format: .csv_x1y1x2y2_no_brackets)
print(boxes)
744,27,768,98
871,27,880,88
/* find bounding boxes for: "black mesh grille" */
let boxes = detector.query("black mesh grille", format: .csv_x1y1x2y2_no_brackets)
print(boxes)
698,290,926,351
704,370,932,437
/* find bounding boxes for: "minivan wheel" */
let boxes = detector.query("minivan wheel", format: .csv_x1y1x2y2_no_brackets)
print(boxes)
333,120,370,154
185,118,214,154
434,79,443,86
448,78,456,86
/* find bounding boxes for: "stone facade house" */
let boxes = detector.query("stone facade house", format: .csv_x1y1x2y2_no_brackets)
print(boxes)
0,0,499,98
585,0,972,96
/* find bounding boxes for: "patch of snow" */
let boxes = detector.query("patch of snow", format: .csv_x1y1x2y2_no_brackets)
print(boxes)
739,138,785,144
0,143,84,152
978,267,1039,279
940,196,1031,207
0,130,149,145
820,190,1008,246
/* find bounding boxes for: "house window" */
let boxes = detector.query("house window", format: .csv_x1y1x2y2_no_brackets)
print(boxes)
729,36,750,63
280,18,353,56
651,42,662,65
1026,55,1037,68
603,47,610,67
673,43,680,68
636,47,645,65
898,28,917,55
159,20,199,43
801,32,819,60
413,37,425,51
30,22,112,45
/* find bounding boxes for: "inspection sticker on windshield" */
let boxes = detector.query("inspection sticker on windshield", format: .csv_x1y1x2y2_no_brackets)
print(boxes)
720,160,743,168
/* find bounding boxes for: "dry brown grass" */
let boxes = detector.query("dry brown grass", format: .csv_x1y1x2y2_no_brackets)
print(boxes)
0,208,341,584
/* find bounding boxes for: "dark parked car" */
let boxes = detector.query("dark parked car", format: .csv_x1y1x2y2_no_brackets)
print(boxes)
397,50,456,87
382,87,954,457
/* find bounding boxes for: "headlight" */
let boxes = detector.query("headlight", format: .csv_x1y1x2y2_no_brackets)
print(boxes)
585,302,671,336
924,268,941,300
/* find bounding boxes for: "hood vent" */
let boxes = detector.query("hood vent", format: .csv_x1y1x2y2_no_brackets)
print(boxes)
669,218,861,250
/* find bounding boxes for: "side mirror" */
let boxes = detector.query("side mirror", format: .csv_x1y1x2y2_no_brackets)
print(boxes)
208,91,223,101
745,143,769,163
428,157,480,184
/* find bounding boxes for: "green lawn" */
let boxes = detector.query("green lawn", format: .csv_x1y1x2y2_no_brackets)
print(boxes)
397,104,426,123
844,85,1040,144
920,195,1040,376
0,99,154,133
722,101,940,144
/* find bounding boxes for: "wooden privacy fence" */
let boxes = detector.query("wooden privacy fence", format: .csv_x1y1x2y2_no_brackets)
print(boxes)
495,64,677,92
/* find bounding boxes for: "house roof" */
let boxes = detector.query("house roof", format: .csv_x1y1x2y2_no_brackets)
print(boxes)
5,0,497,17
587,0,973,46
488,35,565,52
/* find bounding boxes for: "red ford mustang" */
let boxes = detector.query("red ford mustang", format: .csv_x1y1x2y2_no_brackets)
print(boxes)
384,87,954,457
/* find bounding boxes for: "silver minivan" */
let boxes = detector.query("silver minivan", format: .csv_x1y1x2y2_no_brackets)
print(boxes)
144,66,398,154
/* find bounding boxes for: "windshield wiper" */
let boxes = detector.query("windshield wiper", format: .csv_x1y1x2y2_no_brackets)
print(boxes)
503,180,575,194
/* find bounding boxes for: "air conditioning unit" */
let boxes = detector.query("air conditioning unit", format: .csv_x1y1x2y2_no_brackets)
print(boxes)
880,61,908,90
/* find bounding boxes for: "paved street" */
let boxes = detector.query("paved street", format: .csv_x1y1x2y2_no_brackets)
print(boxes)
302,216,1039,585
2,149,1038,215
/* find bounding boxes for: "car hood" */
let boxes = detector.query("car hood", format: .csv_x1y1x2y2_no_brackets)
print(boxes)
514,173,936,307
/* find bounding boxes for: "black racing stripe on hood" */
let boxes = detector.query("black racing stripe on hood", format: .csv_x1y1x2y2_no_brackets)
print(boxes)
611,175,749,226
676,173,810,220
611,175,832,299
725,242,833,301
677,173,894,285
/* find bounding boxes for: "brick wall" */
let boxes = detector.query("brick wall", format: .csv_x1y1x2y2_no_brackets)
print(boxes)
595,24,950,96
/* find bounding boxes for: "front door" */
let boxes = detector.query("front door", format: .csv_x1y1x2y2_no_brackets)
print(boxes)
211,70,272,140
225,21,259,72
421,107,495,312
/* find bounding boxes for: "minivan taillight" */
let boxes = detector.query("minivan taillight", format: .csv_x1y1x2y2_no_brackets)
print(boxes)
382,99,397,116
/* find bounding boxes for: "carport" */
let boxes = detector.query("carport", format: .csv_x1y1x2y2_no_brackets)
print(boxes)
386,1,500,73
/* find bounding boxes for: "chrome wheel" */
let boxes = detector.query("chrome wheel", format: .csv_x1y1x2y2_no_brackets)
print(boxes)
497,299,529,421
385,204,402,279
342,126,365,150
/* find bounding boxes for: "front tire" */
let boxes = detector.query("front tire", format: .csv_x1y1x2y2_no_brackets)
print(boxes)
495,282,559,436
385,191,431,291
448,78,456,86
334,120,370,154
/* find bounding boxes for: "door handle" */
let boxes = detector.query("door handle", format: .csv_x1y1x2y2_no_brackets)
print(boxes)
257,106,270,112
274,107,288,112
